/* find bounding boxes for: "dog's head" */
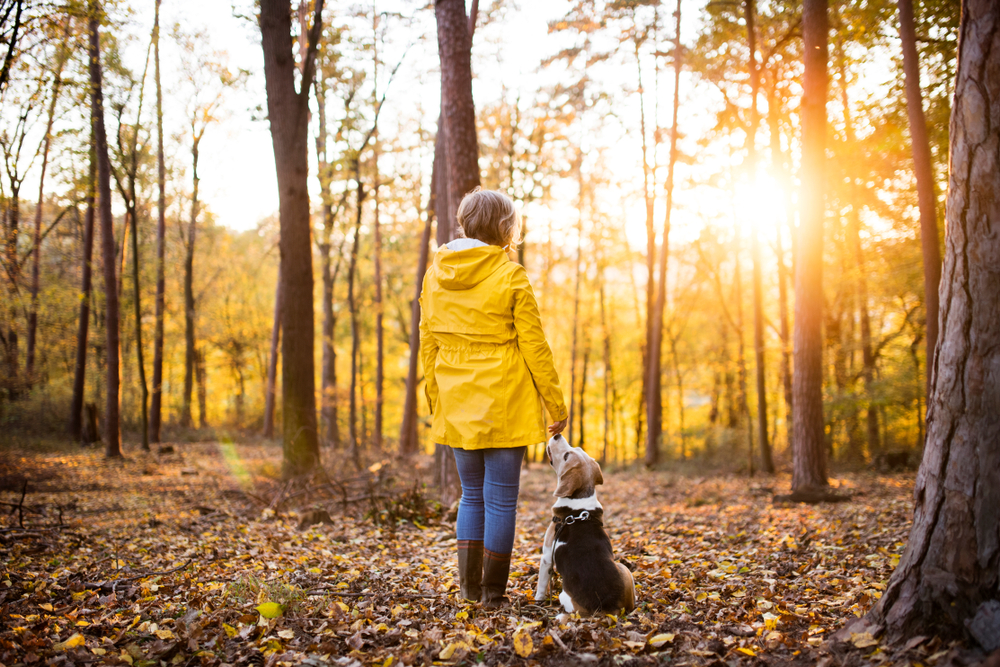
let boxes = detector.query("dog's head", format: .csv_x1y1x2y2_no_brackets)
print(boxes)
545,434,604,498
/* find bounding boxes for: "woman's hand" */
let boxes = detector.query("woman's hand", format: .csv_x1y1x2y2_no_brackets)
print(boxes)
547,418,568,435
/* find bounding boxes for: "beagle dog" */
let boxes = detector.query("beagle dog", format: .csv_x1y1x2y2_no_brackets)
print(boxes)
534,434,635,616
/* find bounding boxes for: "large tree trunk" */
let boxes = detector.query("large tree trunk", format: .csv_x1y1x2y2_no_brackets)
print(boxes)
646,0,683,469
791,0,829,493
26,19,70,382
89,1,121,457
69,131,97,441
843,1,1000,646
260,0,323,478
435,0,480,224
150,0,166,444
434,0,479,498
897,0,942,399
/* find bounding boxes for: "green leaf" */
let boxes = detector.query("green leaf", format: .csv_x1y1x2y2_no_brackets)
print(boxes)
255,602,284,619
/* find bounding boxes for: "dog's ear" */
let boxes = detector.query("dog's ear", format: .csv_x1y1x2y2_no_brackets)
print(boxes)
590,458,604,486
553,460,583,497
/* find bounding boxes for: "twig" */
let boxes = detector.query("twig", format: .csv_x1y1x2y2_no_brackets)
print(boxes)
16,479,27,528
306,588,441,599
85,557,195,592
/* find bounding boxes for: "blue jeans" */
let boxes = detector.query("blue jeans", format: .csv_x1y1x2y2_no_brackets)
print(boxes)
451,446,525,555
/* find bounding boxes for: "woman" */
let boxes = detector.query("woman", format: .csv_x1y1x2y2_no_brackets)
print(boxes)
420,188,568,609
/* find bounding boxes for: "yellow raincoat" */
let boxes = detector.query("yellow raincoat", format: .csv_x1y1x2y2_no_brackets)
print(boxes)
419,244,567,449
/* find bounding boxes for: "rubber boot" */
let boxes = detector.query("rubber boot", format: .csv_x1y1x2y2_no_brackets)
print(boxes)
457,540,483,602
480,549,511,610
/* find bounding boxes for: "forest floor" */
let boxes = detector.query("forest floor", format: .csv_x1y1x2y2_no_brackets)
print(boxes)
0,442,981,667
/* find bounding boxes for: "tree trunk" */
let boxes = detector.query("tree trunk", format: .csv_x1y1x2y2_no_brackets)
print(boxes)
791,0,829,493
348,176,364,470
373,151,384,453
260,0,323,478
434,0,478,497
435,0,480,225
26,19,70,382
315,70,341,449
568,161,583,447
638,44,659,467
182,136,200,429
578,343,589,448
734,246,754,475
128,206,149,449
196,347,207,429
399,134,437,457
897,0,942,399
263,278,281,438
647,0,683,468
69,131,97,441
89,1,121,457
843,1,1000,645
767,76,794,442
150,0,166,444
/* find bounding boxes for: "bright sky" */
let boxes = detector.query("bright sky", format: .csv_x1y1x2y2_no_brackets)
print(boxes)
115,0,720,251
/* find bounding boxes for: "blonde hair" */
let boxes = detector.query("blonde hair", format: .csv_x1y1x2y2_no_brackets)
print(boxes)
456,188,522,248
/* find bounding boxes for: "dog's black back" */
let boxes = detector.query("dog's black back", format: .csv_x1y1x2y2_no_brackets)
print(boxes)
552,508,629,614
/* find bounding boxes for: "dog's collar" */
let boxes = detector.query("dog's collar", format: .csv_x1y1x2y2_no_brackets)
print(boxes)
552,508,603,527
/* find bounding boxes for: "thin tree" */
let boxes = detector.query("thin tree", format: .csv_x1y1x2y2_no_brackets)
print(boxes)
111,38,153,451
897,0,942,397
150,0,166,443
262,279,281,438
89,0,121,457
26,17,70,382
646,0,682,468
260,0,324,477
841,0,1000,642
791,0,829,494
743,0,774,473
69,130,97,441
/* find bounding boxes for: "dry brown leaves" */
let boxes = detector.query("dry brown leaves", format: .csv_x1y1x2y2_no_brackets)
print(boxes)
0,443,950,667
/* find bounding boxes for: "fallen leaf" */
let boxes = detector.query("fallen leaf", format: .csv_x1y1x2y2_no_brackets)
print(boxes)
513,627,533,658
649,633,675,647
277,629,295,639
736,647,756,657
851,632,879,649
52,633,86,651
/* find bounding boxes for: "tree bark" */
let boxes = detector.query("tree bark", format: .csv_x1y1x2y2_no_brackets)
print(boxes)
842,1,1000,644
568,159,583,448
89,0,121,457
897,0,942,399
435,0,481,225
150,0,166,443
69,131,97,441
259,0,323,478
26,18,70,382
792,0,829,492
263,278,281,438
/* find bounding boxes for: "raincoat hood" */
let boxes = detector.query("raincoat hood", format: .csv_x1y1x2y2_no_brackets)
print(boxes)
433,245,509,291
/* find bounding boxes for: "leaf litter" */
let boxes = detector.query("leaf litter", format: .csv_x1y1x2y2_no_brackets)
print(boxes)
0,443,946,667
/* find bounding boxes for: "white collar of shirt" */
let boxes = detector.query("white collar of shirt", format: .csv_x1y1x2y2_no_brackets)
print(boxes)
444,238,489,251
